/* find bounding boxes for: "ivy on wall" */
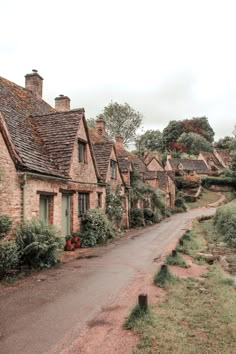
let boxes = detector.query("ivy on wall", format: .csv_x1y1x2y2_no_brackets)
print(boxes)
105,185,124,228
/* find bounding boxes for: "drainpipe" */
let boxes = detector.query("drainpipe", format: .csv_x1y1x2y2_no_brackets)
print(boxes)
22,173,27,222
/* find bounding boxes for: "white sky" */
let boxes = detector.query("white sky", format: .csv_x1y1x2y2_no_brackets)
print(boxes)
1,0,236,140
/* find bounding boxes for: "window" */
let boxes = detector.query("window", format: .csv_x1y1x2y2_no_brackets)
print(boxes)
110,159,117,179
39,196,49,223
78,193,89,216
38,192,56,224
78,141,86,163
97,192,102,208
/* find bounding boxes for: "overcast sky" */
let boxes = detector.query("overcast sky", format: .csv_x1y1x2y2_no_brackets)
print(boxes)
1,0,236,140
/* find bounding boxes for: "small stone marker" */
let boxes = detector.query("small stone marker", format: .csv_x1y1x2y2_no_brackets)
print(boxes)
138,293,148,311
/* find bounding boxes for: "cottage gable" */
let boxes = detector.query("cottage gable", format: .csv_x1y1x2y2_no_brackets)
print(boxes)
70,116,99,183
198,151,223,171
0,76,60,177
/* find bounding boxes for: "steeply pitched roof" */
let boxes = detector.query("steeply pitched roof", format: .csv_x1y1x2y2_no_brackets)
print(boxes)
0,76,99,179
214,148,231,168
0,76,65,177
168,159,209,174
92,143,114,180
115,144,146,173
199,151,223,169
143,151,163,168
33,110,84,176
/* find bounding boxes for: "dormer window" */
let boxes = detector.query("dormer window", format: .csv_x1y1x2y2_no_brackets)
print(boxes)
110,159,117,179
78,140,87,163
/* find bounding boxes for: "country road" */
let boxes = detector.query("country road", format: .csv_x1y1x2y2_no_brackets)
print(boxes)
0,207,216,354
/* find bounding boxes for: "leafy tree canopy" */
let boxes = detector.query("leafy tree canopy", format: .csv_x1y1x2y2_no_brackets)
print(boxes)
181,117,214,143
87,118,96,129
178,132,213,155
135,129,163,154
162,120,183,149
215,136,234,151
162,117,215,150
96,101,143,145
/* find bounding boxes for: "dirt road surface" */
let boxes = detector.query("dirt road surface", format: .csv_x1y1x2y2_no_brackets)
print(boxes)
0,207,216,354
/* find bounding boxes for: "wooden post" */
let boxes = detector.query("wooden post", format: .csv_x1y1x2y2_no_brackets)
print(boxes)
172,250,177,257
179,239,184,246
138,294,148,311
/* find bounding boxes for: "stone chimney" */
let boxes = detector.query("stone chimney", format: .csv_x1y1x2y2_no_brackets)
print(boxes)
96,118,106,135
55,94,71,111
25,69,43,98
115,134,124,148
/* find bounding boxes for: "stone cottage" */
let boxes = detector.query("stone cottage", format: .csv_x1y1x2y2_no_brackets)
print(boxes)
165,157,209,177
89,119,129,228
0,70,105,234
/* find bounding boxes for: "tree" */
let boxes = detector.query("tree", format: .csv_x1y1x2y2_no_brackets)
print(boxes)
135,129,163,154
162,120,183,149
86,118,96,129
215,136,234,150
181,117,214,143
96,101,143,145
178,132,213,155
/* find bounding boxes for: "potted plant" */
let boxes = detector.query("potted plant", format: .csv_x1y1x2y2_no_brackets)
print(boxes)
64,235,74,251
71,231,81,248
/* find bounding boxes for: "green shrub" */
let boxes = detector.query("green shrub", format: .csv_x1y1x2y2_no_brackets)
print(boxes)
124,305,152,330
0,241,19,279
154,264,178,288
153,209,163,223
164,207,172,218
183,194,196,203
202,176,236,189
214,204,236,247
130,208,145,227
16,219,63,269
79,209,116,247
174,198,187,212
166,251,188,268
0,214,12,239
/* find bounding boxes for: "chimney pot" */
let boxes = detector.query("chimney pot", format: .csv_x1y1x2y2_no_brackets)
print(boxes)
96,118,106,136
25,70,43,99
55,95,71,111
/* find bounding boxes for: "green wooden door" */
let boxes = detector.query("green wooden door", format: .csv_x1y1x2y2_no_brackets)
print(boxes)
62,194,70,235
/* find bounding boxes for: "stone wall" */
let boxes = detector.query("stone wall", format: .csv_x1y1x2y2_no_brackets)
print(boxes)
0,132,22,225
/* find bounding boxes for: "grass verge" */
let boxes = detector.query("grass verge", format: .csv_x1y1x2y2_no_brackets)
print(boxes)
186,188,221,209
132,266,236,354
131,218,236,353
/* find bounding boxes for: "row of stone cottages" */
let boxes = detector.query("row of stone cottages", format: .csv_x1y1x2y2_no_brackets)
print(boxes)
0,70,176,235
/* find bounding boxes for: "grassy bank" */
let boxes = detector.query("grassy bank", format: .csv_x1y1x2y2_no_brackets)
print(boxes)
186,189,220,210
128,219,236,354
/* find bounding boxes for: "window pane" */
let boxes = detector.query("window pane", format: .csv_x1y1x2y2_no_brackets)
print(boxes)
39,196,49,223
78,142,85,162
78,193,89,216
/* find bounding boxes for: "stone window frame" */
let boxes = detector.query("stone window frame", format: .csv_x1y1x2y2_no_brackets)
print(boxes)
110,159,117,179
78,192,90,217
37,191,57,225
78,139,87,163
